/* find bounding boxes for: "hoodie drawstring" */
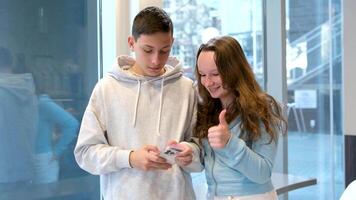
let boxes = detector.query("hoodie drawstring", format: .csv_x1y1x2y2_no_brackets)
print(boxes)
156,77,165,136
132,80,141,126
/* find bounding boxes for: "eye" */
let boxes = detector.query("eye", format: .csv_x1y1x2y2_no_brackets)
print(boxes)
143,49,152,53
159,49,170,55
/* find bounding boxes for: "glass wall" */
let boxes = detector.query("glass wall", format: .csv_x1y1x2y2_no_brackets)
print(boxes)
285,0,343,199
0,0,100,199
164,0,344,199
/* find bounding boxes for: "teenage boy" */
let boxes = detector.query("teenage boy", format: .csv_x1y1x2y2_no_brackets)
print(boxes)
74,6,201,200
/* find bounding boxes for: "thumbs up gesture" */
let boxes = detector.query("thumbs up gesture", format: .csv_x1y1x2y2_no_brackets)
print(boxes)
208,109,231,149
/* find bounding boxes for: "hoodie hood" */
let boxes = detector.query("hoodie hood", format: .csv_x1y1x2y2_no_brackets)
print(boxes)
108,55,183,82
107,56,184,135
0,73,36,103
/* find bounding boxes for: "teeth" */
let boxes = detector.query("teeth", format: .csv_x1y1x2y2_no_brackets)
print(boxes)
209,88,218,93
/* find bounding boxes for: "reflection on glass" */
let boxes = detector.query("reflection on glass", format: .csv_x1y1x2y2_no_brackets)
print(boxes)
33,91,79,184
0,0,99,199
0,46,38,190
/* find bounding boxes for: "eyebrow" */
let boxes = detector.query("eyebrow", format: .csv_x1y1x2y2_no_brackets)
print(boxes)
142,44,171,49
198,69,219,74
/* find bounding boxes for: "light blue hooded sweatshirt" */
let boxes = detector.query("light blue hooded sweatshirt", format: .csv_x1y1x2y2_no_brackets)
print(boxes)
74,56,200,200
202,116,278,197
35,94,79,157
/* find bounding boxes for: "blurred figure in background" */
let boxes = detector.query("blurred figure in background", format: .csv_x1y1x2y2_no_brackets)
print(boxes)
0,46,38,192
33,74,79,184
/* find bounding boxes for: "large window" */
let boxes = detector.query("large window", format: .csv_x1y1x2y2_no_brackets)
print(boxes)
286,0,343,199
0,0,100,199
163,0,264,86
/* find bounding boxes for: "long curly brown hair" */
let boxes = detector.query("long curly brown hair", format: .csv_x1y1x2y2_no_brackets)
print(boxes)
194,36,287,143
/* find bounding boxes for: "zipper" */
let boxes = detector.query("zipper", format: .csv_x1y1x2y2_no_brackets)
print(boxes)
211,148,218,195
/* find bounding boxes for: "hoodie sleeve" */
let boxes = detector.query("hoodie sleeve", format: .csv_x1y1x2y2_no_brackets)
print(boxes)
74,83,132,175
180,85,204,172
214,126,278,184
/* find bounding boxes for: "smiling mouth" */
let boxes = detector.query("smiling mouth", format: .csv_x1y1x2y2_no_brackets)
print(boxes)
208,86,220,92
148,67,161,71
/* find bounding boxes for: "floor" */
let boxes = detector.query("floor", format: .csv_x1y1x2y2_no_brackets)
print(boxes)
287,131,344,200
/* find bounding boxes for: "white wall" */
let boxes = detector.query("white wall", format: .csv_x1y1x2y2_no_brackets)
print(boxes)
116,0,130,57
343,0,356,136
101,0,117,75
139,0,162,9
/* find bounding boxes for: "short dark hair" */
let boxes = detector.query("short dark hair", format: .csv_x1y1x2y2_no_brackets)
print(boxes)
0,46,13,69
132,6,173,40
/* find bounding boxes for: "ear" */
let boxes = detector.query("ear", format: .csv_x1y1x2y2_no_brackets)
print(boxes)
128,36,135,51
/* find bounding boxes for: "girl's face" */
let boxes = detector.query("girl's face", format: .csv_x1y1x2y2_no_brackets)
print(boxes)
197,51,234,107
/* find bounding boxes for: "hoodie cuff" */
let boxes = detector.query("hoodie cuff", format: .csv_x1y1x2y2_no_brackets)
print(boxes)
179,142,204,173
115,149,132,169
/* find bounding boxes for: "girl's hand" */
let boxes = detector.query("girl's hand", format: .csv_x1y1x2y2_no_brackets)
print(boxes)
207,109,231,148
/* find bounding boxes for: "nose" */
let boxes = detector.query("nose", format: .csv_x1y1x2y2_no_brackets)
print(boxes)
151,53,160,66
203,76,214,87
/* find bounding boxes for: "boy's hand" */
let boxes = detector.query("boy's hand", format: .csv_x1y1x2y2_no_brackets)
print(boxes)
167,141,193,167
129,145,172,171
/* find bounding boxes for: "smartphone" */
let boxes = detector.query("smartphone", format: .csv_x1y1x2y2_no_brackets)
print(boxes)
160,146,183,164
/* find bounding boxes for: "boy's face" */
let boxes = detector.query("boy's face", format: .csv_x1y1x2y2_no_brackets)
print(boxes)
128,32,173,77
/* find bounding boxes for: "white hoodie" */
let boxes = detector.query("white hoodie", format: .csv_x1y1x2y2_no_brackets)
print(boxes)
74,56,199,200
